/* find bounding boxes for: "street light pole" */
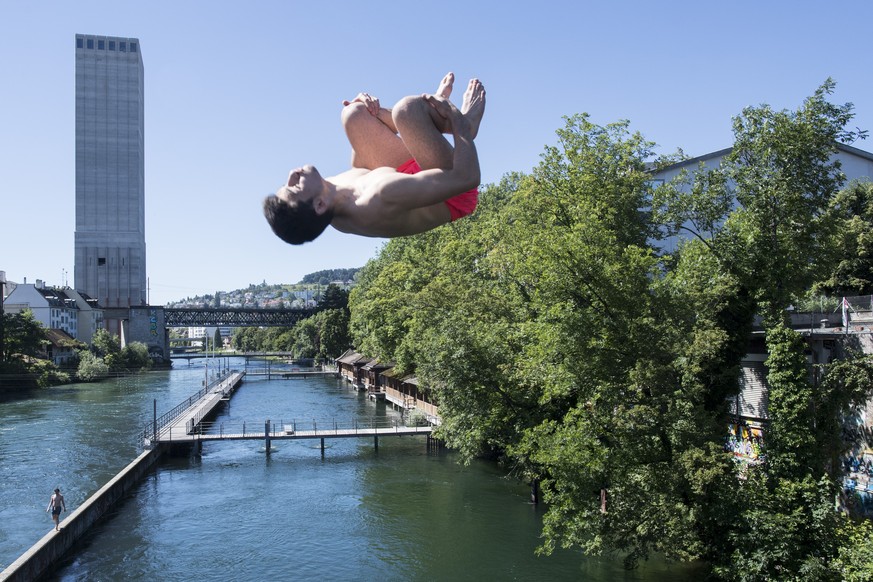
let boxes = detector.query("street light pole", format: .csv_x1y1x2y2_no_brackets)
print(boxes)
0,270,6,364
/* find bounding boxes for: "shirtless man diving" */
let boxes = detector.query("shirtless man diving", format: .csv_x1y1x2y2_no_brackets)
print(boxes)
263,73,486,244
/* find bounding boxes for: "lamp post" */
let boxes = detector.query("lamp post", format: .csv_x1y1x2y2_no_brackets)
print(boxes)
0,270,6,363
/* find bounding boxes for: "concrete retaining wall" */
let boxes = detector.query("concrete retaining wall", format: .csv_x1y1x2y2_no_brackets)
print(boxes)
0,446,165,582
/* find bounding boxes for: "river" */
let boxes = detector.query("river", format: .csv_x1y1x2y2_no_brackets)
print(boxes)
0,358,702,580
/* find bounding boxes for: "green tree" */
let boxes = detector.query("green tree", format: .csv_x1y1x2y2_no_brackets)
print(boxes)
348,82,872,578
77,350,109,381
291,317,318,358
659,80,870,578
317,284,350,312
0,310,70,389
833,517,873,581
314,308,351,359
352,116,734,565
91,329,121,370
1,309,48,362
816,180,873,296
232,327,260,352
118,342,151,371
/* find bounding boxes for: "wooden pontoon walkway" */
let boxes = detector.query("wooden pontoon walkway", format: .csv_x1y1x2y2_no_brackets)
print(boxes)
146,370,434,453
163,423,432,443
149,370,245,444
244,370,339,380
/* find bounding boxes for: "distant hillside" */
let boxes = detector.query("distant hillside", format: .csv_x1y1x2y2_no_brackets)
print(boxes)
165,268,360,308
299,268,359,285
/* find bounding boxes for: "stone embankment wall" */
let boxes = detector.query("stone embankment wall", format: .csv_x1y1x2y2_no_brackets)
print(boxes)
0,446,164,582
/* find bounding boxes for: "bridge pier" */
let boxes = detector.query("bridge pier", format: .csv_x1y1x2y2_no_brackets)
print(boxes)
265,420,271,455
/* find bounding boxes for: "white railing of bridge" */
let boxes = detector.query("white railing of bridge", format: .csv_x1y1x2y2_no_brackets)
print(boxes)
186,417,432,440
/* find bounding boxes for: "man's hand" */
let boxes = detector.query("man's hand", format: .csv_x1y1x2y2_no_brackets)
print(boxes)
342,92,380,116
423,94,470,137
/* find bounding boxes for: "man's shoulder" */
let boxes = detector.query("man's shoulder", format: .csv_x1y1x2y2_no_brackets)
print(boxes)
328,167,371,184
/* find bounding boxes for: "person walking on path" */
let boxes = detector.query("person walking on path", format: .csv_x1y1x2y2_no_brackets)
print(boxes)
46,488,66,531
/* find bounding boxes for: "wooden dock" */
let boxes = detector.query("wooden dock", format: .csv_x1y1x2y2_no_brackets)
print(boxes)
244,370,339,380
164,419,434,454
146,370,435,455
150,371,245,444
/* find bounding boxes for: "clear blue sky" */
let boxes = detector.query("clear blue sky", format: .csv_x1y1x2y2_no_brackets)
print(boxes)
2,1,872,306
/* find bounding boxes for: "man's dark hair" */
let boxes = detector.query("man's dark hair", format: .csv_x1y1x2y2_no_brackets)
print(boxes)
263,195,333,245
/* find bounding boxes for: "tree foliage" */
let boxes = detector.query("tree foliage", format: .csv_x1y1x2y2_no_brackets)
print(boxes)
0,309,67,390
816,180,873,296
230,309,351,360
299,268,359,284
347,81,872,578
77,350,110,381
1,309,48,362
77,330,151,379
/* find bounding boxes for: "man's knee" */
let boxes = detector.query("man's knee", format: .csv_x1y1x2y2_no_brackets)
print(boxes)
341,101,374,130
391,95,427,126
393,95,448,134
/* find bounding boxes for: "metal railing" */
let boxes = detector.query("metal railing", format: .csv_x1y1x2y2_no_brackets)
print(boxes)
181,417,431,441
139,370,238,445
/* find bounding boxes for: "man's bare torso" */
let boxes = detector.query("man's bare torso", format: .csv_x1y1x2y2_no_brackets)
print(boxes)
326,167,450,238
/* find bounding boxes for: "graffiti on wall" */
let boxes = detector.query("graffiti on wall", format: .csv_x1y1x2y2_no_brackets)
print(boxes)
725,423,763,463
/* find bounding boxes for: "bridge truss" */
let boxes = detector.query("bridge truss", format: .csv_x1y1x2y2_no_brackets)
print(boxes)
164,307,317,328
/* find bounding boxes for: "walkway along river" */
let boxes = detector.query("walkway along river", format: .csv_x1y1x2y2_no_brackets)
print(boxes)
0,358,701,580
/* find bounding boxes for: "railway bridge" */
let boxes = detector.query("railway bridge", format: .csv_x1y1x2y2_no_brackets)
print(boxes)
124,306,316,362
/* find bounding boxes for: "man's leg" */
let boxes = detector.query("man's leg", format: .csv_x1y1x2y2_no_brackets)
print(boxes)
342,103,410,170
390,95,454,171
342,73,457,170
391,77,485,171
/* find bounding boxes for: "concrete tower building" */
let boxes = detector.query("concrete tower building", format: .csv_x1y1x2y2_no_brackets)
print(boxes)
74,34,146,333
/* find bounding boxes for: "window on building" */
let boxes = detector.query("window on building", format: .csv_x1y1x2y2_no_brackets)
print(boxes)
130,42,137,53
86,39,94,49
109,41,115,51
120,41,126,52
76,38,83,49
98,258,106,266
98,40,105,50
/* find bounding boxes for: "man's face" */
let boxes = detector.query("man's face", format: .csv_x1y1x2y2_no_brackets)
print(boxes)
276,165,322,205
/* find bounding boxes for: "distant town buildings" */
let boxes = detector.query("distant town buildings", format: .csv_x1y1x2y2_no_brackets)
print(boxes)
168,281,354,310
3,278,104,365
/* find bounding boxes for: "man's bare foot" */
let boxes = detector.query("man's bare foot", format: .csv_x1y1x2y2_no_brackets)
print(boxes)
460,78,485,140
436,72,454,100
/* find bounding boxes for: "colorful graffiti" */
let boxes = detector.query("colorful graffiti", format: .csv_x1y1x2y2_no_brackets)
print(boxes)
843,454,873,515
149,308,158,336
725,423,763,463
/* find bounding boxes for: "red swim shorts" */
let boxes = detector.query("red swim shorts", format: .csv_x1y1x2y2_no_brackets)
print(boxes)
396,158,478,221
